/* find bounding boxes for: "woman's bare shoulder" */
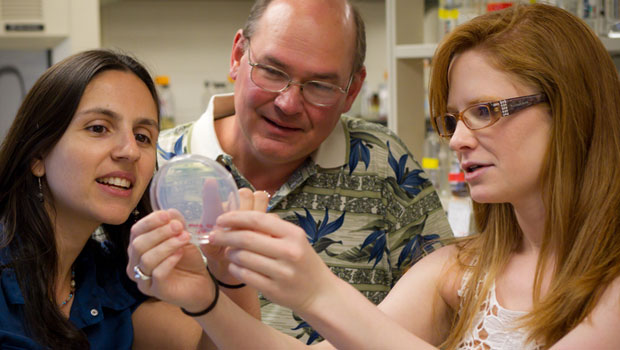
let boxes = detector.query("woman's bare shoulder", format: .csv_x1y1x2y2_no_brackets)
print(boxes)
551,275,620,349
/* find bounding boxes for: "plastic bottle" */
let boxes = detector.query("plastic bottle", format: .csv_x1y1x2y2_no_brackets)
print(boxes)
449,150,468,197
446,149,473,236
369,92,380,121
438,0,486,39
458,0,485,25
555,0,579,16
154,75,176,130
606,0,620,37
580,0,604,35
486,1,513,12
422,124,442,191
438,0,462,38
378,82,389,123
422,121,451,208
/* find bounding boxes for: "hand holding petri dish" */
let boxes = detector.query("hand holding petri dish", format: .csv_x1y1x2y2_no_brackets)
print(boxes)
150,154,239,245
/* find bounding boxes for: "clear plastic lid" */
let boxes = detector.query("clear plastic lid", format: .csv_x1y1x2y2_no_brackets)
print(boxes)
150,154,239,245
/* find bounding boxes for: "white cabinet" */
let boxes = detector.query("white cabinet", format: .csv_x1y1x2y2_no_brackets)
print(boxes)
386,0,620,158
0,0,100,63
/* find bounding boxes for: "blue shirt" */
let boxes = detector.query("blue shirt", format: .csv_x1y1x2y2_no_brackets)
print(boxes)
0,240,147,349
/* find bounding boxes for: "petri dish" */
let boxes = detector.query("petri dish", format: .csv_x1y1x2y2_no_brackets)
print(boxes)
150,154,239,245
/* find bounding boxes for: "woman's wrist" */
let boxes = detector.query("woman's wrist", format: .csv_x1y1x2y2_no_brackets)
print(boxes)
207,265,246,289
180,269,220,316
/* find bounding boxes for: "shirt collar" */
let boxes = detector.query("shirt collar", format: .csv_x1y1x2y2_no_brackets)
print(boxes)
191,93,348,169
190,94,229,159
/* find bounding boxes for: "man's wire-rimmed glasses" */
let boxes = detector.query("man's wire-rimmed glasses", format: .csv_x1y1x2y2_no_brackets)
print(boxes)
432,93,549,137
246,41,353,107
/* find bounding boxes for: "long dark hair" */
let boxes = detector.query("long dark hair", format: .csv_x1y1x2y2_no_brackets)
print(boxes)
0,49,159,349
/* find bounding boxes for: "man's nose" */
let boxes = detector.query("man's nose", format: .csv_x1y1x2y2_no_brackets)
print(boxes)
273,82,305,115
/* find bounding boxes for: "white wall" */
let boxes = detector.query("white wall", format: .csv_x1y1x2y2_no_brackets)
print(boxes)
101,0,386,125
52,0,101,63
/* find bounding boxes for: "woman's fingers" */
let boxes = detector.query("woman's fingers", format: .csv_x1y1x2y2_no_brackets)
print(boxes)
235,188,269,212
128,209,190,279
150,248,184,283
215,211,299,238
138,229,191,276
228,260,274,290
221,227,330,312
130,209,186,249
130,210,171,242
237,188,254,211
210,226,295,260
252,191,269,212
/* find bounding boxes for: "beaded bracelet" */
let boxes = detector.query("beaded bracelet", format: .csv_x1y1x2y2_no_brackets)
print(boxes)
180,269,220,317
206,266,246,289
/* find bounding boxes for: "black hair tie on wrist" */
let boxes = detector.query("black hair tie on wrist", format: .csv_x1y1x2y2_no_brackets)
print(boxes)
206,266,246,289
180,269,220,317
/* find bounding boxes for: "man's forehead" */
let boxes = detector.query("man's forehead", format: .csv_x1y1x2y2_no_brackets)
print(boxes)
251,0,356,74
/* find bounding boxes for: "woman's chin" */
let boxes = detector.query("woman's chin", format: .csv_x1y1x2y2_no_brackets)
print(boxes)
101,214,131,226
469,188,502,204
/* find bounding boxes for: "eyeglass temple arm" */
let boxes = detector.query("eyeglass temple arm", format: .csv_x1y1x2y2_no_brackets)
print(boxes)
498,94,548,117
343,75,355,93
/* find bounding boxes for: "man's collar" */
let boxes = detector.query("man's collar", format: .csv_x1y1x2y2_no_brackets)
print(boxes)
193,93,347,169
190,94,233,159
310,117,347,169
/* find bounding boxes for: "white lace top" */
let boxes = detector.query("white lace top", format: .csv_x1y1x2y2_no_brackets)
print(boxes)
456,274,543,350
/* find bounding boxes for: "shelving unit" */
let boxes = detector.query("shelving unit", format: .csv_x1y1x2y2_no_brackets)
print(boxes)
385,0,426,159
386,0,620,158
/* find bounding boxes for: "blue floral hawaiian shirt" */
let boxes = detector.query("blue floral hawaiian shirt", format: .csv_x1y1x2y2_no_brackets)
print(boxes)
156,94,453,344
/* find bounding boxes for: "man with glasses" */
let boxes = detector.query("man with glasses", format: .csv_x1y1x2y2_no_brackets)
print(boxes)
156,0,452,344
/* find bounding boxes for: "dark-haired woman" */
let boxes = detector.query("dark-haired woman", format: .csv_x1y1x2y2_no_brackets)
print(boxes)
0,50,226,349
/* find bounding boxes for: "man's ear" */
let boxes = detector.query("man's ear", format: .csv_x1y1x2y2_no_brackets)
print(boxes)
229,29,246,82
342,66,367,113
31,157,45,177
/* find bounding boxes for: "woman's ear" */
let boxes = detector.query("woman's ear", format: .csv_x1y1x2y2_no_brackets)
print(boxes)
31,157,45,177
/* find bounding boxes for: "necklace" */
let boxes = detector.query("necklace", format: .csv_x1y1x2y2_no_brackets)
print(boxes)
59,267,76,308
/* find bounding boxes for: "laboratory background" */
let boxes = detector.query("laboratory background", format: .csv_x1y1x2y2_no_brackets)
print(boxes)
1,0,619,235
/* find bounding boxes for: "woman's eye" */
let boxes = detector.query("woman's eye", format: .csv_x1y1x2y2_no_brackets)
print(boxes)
472,106,491,120
87,125,107,134
135,133,151,144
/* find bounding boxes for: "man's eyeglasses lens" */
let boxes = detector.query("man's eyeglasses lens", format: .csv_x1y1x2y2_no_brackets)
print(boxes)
249,62,348,107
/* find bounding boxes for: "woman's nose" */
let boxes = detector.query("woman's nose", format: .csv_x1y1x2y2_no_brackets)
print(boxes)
111,131,140,162
449,120,476,152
